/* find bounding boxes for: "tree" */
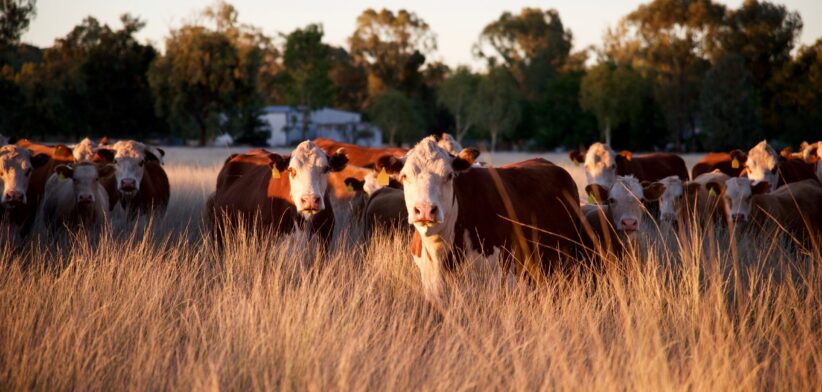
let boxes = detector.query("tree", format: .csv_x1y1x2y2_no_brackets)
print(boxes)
766,40,822,144
437,66,479,142
580,62,644,145
699,53,760,150
470,67,521,152
0,0,36,47
369,89,420,146
329,46,368,111
280,24,334,140
348,9,436,99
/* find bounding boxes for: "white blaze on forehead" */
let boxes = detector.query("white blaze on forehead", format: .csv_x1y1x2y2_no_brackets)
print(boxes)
584,142,617,188
657,176,684,218
608,175,645,231
73,138,97,162
723,177,754,219
362,172,383,197
288,141,331,212
0,146,34,203
745,140,778,191
401,136,455,230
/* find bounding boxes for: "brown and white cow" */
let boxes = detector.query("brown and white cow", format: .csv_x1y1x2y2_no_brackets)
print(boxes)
691,151,747,178
41,162,113,233
314,138,406,168
211,141,348,246
585,176,664,236
98,140,169,217
650,170,730,225
710,177,822,241
569,142,689,190
378,136,581,302
743,140,818,192
0,146,51,248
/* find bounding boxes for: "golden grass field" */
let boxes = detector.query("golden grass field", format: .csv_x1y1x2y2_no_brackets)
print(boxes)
1,147,820,391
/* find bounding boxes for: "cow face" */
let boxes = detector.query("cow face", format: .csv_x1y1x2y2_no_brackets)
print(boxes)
72,138,98,162
56,163,113,206
437,133,463,156
0,146,48,208
653,176,685,223
589,176,662,236
103,141,164,195
716,177,770,223
745,140,779,192
285,141,348,217
583,142,618,189
383,136,477,236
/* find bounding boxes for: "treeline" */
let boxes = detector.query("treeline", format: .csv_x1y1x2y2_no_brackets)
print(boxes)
0,0,819,150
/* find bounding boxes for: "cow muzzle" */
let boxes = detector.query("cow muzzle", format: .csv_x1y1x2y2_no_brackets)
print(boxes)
620,217,639,233
298,195,323,215
119,178,138,194
2,191,26,207
731,213,747,223
412,204,440,227
77,193,95,205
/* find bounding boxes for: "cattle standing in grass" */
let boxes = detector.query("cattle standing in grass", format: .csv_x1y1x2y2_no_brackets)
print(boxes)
314,138,406,168
379,136,581,302
709,178,822,241
211,141,348,246
344,177,408,237
98,141,169,218
650,171,730,226
743,140,818,192
41,162,113,234
0,146,50,248
569,142,689,190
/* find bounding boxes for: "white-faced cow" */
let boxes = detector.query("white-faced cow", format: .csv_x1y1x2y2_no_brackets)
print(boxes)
0,146,50,248
41,162,113,234
569,142,689,190
210,141,348,246
378,136,581,302
744,140,818,192
649,170,730,226
98,140,169,217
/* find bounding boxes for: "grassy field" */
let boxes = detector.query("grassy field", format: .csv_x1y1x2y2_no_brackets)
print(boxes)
1,148,820,391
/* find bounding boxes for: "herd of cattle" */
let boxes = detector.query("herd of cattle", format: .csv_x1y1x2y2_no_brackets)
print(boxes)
1,133,821,301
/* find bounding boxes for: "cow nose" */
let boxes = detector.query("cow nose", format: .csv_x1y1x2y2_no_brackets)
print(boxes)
731,213,746,222
120,178,137,191
300,195,322,211
77,193,94,204
3,191,25,205
413,204,438,223
620,217,638,231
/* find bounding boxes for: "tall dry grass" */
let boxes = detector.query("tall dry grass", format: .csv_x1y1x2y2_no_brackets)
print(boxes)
0,148,820,391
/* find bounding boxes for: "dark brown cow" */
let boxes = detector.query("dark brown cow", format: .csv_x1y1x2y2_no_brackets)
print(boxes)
314,138,407,168
343,177,408,237
211,141,348,246
379,136,581,302
569,142,689,190
97,140,169,217
691,151,746,178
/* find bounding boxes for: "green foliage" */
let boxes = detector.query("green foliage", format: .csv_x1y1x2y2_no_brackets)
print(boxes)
0,0,36,47
580,63,645,144
368,89,420,145
766,40,822,144
699,53,761,150
469,67,521,152
280,24,334,139
535,70,597,149
437,66,479,141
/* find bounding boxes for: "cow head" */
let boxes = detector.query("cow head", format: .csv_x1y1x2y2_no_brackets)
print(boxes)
380,136,478,236
102,141,164,195
282,141,348,217
437,133,463,156
588,175,662,236
744,140,779,192
72,138,98,162
712,177,770,224
55,162,115,206
583,142,618,189
651,176,686,223
0,146,49,208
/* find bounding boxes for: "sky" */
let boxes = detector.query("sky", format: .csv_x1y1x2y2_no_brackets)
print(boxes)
22,0,822,68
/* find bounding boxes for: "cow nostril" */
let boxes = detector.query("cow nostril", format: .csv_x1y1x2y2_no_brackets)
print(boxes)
430,205,438,215
414,207,421,216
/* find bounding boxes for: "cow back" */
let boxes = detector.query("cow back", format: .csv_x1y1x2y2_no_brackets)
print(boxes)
617,152,690,182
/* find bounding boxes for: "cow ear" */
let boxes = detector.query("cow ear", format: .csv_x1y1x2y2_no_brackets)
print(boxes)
145,146,164,164
452,147,479,172
729,149,747,165
752,181,771,195
99,136,109,146
54,144,72,158
344,177,365,192
705,181,724,196
779,147,792,158
56,164,74,179
685,182,702,196
267,153,290,172
568,150,583,165
328,148,348,172
618,150,633,161
643,182,665,201
375,154,404,174
98,163,117,178
30,153,50,168
94,148,114,163
585,184,609,204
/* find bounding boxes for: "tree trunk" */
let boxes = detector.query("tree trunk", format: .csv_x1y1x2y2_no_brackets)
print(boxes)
604,117,611,146
196,115,208,147
388,127,396,146
490,129,498,153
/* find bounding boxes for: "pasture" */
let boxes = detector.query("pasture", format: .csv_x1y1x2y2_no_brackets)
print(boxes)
1,148,820,391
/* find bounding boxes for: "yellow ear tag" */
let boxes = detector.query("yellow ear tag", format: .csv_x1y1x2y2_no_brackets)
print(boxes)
587,192,596,204
377,168,390,186
57,172,65,180
731,158,739,169
346,183,354,192
55,145,69,157
271,166,281,179
708,188,717,197
572,158,579,167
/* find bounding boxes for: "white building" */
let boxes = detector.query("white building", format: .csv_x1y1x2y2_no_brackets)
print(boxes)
261,106,383,147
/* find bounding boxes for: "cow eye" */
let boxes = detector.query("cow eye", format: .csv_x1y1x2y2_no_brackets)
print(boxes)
322,166,331,173
24,168,31,176
139,160,145,167
608,197,616,204
399,174,407,183
289,168,296,177
445,173,455,182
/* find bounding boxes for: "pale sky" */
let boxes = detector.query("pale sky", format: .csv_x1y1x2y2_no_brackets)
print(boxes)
22,0,822,68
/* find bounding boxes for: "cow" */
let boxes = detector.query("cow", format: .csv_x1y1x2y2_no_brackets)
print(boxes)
344,177,408,236
97,140,169,218
40,162,113,234
649,170,730,226
708,178,822,242
569,142,689,190
15,139,75,164
314,138,406,168
211,141,348,246
743,140,817,192
0,146,51,248
691,151,746,178
378,136,581,302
